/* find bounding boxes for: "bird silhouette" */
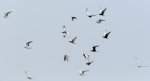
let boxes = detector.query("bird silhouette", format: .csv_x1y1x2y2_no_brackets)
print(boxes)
24,41,33,49
25,70,33,79
64,55,70,62
86,61,94,66
86,8,96,18
135,57,148,68
69,36,77,44
103,30,111,39
79,70,89,76
96,19,105,24
3,11,12,18
71,17,77,21
91,45,99,52
62,25,69,38
99,7,107,16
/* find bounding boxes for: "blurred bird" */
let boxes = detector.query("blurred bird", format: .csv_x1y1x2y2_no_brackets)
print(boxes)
62,25,69,38
86,61,94,66
79,70,89,76
83,53,90,61
99,7,107,16
71,17,77,21
25,70,33,79
64,55,70,62
96,19,105,24
103,30,111,39
135,57,148,68
69,36,77,44
86,8,96,18
24,41,33,49
91,45,99,52
3,11,12,18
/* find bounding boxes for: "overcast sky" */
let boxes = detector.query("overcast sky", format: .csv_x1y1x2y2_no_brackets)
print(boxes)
0,0,150,81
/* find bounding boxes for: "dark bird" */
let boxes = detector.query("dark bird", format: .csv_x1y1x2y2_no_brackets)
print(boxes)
24,41,33,49
86,8,96,18
71,17,77,21
69,36,77,44
3,11,12,18
91,45,99,52
99,7,107,16
83,53,90,61
62,25,69,38
96,19,105,24
64,55,70,62
103,30,111,39
86,61,94,66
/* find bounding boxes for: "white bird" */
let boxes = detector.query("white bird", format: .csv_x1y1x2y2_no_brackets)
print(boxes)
3,11,12,18
62,25,69,38
83,53,90,61
103,30,111,39
69,36,77,44
99,7,107,16
135,57,148,68
25,70,33,79
86,8,96,18
24,41,33,49
64,55,70,62
79,70,89,76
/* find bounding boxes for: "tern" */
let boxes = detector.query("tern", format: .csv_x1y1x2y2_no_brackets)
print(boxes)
79,70,89,76
64,55,70,62
96,19,105,24
135,57,148,68
69,36,77,44
99,7,107,16
91,45,99,52
24,41,33,49
62,25,69,38
3,11,12,18
25,70,33,79
86,61,94,66
71,17,77,21
86,8,96,18
83,53,90,61
103,30,111,39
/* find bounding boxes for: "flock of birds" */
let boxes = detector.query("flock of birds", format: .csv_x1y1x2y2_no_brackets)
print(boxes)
2,6,148,80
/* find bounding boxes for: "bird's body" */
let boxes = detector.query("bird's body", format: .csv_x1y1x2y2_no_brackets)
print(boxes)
71,17,77,21
96,19,105,24
135,57,148,68
3,11,12,18
64,55,70,62
99,7,107,16
69,36,77,44
25,70,33,79
103,30,111,39
62,25,69,38
86,8,96,18
79,70,89,76
86,61,94,65
91,45,99,52
24,41,33,49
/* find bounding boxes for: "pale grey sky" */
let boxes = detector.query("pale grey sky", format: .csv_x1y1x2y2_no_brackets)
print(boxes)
0,0,150,81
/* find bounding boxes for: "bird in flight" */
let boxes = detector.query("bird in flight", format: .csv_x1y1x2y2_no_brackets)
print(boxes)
99,7,107,16
62,25,69,38
86,8,96,18
71,17,77,21
103,30,111,39
79,70,89,76
69,36,77,44
96,19,105,24
83,53,90,61
135,57,148,68
64,55,70,62
25,70,33,79
3,11,12,18
86,61,94,66
24,41,33,49
91,45,99,52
